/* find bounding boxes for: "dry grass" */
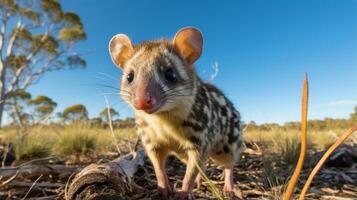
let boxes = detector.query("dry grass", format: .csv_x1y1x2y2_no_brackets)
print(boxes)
244,127,355,153
1,122,354,162
244,126,357,200
0,123,136,161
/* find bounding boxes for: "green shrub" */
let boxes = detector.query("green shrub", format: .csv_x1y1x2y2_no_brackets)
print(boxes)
14,135,52,160
56,125,96,156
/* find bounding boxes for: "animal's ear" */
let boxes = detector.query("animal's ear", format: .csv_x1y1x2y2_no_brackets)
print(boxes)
173,27,203,65
109,34,133,68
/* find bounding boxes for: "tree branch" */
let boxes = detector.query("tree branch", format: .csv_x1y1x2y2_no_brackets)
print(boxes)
22,51,65,89
0,16,8,71
5,33,50,96
6,18,23,58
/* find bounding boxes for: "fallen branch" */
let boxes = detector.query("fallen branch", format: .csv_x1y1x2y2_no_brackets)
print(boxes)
0,164,79,180
67,149,146,200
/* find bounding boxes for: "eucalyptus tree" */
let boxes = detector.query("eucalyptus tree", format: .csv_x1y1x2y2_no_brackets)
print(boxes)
61,104,88,123
28,95,57,122
99,107,119,124
5,89,31,126
0,0,86,126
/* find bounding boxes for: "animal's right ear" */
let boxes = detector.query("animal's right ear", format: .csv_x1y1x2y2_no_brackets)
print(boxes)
109,34,133,68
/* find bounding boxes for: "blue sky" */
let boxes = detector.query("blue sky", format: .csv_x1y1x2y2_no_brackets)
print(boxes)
26,0,357,124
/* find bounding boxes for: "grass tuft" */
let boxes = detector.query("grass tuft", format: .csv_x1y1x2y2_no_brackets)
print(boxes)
279,136,300,166
55,124,97,156
13,135,52,160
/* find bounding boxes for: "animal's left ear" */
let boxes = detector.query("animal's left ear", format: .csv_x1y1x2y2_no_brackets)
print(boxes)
173,27,203,65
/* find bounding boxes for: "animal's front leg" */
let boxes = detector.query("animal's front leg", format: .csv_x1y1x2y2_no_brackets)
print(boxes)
147,149,171,196
177,150,202,199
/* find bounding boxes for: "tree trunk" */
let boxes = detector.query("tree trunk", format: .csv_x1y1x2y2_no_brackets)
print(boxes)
0,102,4,127
0,41,7,128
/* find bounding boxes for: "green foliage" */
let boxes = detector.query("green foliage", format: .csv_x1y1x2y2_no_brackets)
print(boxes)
0,0,18,16
6,89,32,125
99,107,119,123
88,117,103,127
8,89,31,100
62,104,88,122
28,95,57,119
63,12,82,25
66,54,86,68
7,54,28,70
279,136,300,166
30,35,59,55
18,7,40,25
0,0,87,126
262,156,282,190
59,26,86,42
41,0,63,22
14,135,52,160
56,124,96,156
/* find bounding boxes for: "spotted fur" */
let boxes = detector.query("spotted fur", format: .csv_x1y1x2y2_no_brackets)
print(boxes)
110,28,244,197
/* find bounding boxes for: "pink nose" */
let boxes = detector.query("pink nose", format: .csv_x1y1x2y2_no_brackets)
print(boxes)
134,93,155,111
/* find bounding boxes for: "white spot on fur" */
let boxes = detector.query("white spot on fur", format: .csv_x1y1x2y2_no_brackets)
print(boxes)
226,108,232,118
211,92,226,106
222,116,227,124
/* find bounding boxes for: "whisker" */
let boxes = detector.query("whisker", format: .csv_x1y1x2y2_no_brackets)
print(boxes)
95,72,118,82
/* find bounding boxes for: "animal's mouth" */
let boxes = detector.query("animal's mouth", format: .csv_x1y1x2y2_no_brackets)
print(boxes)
142,105,161,114
136,100,164,114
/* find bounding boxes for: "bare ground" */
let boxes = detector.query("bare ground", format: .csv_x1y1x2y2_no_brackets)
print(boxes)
0,143,356,200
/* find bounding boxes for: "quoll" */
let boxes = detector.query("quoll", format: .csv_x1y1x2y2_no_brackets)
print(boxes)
109,27,243,199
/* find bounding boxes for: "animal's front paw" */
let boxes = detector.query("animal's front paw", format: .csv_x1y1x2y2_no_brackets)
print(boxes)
174,190,190,200
157,186,173,197
223,186,243,200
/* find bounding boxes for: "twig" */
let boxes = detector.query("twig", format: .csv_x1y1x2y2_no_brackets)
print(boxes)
0,156,57,171
1,143,9,168
0,170,19,186
17,156,57,168
22,174,42,200
65,172,76,200
104,96,122,155
8,181,64,187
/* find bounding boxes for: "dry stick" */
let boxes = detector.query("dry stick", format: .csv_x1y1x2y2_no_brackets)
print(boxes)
3,156,57,170
22,174,43,200
65,172,76,200
283,73,309,200
0,171,19,186
298,125,357,200
104,96,122,155
1,144,9,168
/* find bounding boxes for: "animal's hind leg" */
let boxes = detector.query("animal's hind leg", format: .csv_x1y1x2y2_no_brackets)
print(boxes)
223,165,234,192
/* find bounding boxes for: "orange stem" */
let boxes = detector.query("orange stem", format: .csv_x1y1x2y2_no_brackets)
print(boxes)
298,125,357,200
283,73,308,200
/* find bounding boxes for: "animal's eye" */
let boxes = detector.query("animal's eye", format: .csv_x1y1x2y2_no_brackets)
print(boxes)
127,71,134,83
164,68,177,83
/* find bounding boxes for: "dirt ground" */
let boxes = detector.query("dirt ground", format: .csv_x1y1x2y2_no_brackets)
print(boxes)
0,143,356,200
